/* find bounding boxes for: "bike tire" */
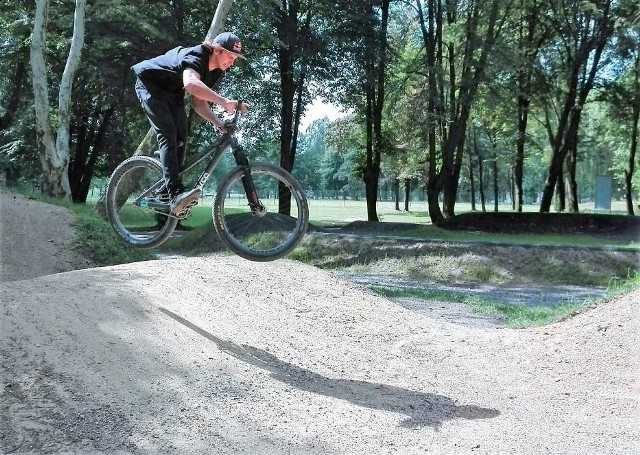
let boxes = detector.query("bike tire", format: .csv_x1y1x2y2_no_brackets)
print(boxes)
213,163,309,261
105,156,178,248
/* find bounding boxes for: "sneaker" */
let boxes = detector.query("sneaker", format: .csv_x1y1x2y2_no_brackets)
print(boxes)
168,182,186,197
170,188,201,215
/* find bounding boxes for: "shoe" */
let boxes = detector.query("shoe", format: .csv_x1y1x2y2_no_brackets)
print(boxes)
168,181,185,197
170,188,201,215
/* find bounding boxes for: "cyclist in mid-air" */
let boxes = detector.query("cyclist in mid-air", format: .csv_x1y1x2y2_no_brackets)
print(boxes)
131,31,249,215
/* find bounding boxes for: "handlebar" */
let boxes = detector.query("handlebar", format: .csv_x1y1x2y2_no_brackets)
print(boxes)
220,99,245,134
232,99,244,123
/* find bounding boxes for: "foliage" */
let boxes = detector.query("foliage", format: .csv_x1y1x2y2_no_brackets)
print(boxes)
1,0,638,220
33,193,154,266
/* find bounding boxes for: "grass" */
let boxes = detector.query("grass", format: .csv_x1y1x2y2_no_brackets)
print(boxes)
29,194,155,266
604,270,640,299
168,198,638,251
370,270,639,328
371,286,589,328
307,198,635,221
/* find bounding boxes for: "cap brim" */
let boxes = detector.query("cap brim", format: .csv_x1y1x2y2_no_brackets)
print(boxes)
216,45,247,61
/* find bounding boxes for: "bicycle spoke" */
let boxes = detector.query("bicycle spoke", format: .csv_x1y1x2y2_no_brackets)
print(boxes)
214,164,308,261
105,157,178,248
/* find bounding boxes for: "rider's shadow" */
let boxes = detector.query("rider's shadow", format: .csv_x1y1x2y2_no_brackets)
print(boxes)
160,308,500,428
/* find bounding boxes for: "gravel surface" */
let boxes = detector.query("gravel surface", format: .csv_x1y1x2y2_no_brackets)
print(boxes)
1,192,639,454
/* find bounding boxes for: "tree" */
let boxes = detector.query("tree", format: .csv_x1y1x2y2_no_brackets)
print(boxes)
508,0,550,212
30,0,87,198
231,0,362,214
0,45,27,132
413,0,510,224
603,21,639,215
353,0,391,221
0,0,36,186
0,1,31,134
538,0,616,212
295,118,330,192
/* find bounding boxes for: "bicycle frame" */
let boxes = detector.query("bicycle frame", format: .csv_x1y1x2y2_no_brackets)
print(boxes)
136,109,262,216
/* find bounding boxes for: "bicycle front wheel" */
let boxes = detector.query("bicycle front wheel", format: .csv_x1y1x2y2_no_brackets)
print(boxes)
213,163,309,261
105,156,178,248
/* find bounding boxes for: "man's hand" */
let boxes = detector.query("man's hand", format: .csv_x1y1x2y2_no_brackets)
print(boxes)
222,99,249,115
237,101,249,115
212,117,227,134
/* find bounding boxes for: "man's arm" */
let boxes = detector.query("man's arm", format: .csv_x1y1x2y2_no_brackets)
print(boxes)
183,68,236,112
191,98,226,133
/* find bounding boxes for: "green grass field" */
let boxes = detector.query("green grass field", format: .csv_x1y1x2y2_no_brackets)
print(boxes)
143,196,637,250
143,196,634,224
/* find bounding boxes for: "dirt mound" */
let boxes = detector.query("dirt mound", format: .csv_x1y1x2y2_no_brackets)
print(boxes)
0,192,92,282
1,257,638,454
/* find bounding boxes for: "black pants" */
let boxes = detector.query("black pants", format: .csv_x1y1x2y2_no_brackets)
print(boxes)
135,78,187,190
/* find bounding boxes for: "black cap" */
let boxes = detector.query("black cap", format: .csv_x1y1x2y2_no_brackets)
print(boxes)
211,32,246,60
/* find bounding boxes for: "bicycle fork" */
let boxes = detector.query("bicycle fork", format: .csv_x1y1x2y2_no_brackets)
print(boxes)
232,144,265,215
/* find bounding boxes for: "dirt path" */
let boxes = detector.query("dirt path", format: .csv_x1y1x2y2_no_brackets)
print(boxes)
0,192,639,454
0,193,91,282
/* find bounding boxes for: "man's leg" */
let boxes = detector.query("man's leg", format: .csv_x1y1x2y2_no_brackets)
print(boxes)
173,101,188,170
135,81,182,193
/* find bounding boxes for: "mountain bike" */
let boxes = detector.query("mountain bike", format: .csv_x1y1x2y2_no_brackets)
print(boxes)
104,104,309,261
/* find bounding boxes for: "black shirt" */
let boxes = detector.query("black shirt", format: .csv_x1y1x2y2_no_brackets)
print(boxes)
132,44,223,96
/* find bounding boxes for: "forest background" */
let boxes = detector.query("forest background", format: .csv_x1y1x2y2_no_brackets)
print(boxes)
1,0,639,224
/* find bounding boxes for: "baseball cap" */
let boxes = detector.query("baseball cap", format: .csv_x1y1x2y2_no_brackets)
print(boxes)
208,32,246,60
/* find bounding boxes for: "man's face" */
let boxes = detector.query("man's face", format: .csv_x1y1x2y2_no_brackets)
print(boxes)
212,49,238,71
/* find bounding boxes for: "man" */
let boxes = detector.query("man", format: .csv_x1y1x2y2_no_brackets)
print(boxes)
131,32,249,215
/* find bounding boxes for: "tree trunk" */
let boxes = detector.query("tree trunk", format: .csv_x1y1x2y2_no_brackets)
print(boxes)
278,43,295,214
205,0,234,43
492,152,499,212
393,179,400,211
625,50,639,215
478,153,486,212
510,167,515,210
565,146,578,212
363,81,378,221
4,168,20,187
275,1,316,216
361,0,390,222
403,179,411,212
626,122,638,215
468,142,476,211
514,98,528,212
30,0,86,199
513,0,544,213
417,0,444,225
555,166,565,212
277,68,305,215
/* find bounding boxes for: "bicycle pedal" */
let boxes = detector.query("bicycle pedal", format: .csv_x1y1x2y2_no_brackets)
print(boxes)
175,203,197,218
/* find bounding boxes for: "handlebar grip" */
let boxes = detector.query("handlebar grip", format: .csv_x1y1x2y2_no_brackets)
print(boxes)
232,99,244,122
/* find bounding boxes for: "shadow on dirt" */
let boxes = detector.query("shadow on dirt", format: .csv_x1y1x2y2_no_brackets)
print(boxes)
160,307,500,429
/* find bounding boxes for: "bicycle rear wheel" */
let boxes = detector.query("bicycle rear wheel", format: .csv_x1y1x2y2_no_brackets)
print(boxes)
213,163,309,261
105,156,178,248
